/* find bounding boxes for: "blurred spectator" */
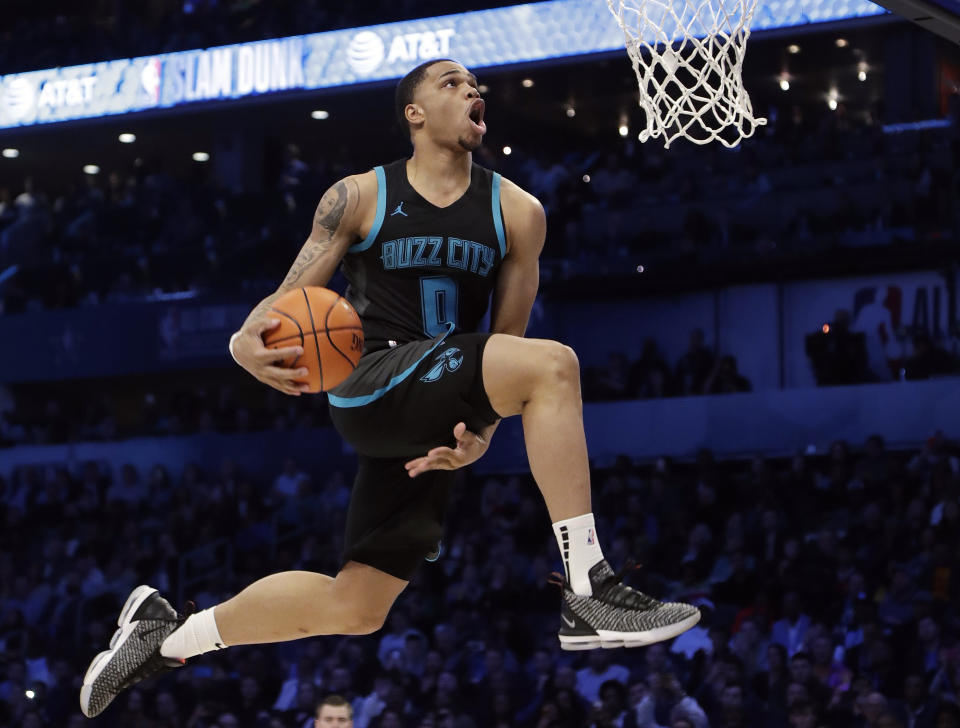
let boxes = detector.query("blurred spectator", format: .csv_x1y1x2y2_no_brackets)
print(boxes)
316,694,354,727
805,310,871,386
704,355,752,394
772,593,812,656
2,406,959,728
858,692,892,728
595,352,633,401
877,564,919,627
903,333,959,380
377,610,424,667
630,339,674,399
275,458,308,499
577,651,631,705
670,600,715,659
635,671,708,728
105,463,147,505
588,679,638,728
889,673,938,728
675,329,715,396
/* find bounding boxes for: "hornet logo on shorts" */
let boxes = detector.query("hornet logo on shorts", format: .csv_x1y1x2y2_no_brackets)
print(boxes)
420,347,463,383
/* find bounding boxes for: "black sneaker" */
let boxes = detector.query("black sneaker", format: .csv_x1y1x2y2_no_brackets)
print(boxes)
555,560,700,650
80,585,188,717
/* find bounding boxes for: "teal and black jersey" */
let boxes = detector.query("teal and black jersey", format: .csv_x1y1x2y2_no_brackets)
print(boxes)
340,158,506,354
328,159,507,579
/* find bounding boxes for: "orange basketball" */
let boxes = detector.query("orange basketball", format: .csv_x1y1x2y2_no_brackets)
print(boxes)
262,287,364,393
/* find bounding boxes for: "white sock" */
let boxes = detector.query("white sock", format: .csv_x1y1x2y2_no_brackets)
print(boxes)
159,607,226,660
552,513,605,596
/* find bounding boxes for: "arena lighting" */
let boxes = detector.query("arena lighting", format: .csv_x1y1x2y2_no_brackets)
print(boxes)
566,106,576,117
828,98,838,110
858,69,867,81
25,690,35,700
310,109,329,119
1,148,18,158
636,264,645,273
618,124,629,136
0,0,887,131
858,62,868,81
822,324,830,333
521,78,534,88
787,43,801,53
477,84,489,94
83,164,99,174
582,174,591,183
118,132,136,143
192,151,210,162
779,78,790,91
835,37,849,47
502,146,512,155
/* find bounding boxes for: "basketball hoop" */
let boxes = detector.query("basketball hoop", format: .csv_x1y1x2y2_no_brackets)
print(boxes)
607,0,766,148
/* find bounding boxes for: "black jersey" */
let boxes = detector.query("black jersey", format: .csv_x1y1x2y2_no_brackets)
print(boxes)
340,158,506,354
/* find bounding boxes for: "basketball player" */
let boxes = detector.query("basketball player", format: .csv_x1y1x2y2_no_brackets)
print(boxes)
80,59,699,718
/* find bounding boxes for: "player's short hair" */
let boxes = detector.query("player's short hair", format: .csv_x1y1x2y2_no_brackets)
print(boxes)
395,58,456,134
317,694,353,717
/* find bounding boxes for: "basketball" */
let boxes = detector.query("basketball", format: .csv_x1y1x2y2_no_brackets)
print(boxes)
262,287,364,393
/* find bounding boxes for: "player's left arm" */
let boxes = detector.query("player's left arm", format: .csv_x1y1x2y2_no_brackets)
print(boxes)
489,178,547,337
474,180,545,442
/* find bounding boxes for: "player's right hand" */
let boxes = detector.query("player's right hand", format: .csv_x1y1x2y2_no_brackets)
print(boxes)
230,318,310,396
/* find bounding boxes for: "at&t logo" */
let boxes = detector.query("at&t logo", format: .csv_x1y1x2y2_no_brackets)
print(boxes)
347,28,455,76
347,31,385,74
3,78,36,122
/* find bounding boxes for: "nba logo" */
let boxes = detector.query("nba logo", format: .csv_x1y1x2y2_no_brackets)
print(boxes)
140,59,162,103
587,529,595,545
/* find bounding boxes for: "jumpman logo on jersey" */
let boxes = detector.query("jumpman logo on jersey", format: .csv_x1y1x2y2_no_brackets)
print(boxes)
390,202,408,217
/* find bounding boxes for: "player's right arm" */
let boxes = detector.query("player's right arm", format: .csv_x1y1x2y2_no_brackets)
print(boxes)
230,172,374,395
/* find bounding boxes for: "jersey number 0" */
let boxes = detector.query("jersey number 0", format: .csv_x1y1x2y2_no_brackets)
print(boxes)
420,276,459,337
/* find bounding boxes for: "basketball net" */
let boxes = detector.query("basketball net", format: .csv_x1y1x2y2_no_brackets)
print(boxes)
607,0,766,148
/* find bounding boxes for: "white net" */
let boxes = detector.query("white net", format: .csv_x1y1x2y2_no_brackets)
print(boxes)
607,0,766,148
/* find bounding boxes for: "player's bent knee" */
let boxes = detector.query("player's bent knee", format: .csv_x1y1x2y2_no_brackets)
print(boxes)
483,336,582,417
542,341,580,387
328,563,402,635
340,608,388,635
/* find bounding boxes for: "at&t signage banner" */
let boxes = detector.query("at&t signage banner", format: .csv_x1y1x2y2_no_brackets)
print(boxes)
0,0,885,130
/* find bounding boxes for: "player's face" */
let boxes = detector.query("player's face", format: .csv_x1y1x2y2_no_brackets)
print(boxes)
413,62,485,151
315,706,352,727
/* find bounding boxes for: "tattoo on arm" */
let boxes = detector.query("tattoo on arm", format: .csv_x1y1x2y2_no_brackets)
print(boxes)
241,179,355,332
314,180,349,236
247,295,280,325
279,180,349,289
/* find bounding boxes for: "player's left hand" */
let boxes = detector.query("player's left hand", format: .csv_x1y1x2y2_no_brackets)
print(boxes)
404,422,489,477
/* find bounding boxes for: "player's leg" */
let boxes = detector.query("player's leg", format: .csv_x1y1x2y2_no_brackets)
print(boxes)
482,335,598,595
80,445,446,718
482,335,590,524
80,562,403,718
481,333,700,650
212,452,447,649
212,561,406,645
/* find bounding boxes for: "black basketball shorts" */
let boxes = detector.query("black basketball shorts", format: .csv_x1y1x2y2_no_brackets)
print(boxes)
327,332,501,580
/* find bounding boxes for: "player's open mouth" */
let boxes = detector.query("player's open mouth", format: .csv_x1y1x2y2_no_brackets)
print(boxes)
468,99,486,134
